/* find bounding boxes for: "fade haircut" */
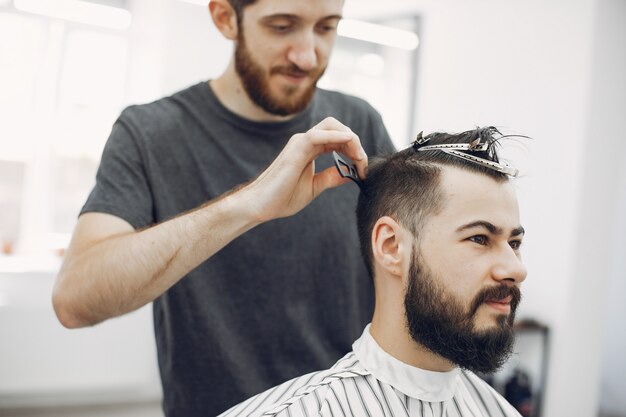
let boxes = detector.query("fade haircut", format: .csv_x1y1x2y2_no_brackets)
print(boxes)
356,126,510,279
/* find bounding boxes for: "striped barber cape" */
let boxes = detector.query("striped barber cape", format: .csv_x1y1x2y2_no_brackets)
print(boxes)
217,325,521,417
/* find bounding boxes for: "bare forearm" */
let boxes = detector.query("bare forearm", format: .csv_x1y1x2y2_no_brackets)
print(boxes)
54,117,367,328
54,189,259,328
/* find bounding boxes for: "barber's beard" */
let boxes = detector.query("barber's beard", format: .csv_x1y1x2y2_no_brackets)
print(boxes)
404,248,522,374
234,32,325,116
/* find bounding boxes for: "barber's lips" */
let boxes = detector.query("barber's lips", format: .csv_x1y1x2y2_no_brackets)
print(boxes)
281,73,309,84
274,69,312,84
485,295,513,314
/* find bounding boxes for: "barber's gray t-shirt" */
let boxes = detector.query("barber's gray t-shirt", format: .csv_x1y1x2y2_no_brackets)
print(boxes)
81,82,395,417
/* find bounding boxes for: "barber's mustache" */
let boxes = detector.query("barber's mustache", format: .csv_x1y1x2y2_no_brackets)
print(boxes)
270,64,318,78
469,284,522,317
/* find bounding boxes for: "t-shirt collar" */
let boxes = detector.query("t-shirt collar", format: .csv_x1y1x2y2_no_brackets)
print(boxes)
352,324,460,402
203,80,316,134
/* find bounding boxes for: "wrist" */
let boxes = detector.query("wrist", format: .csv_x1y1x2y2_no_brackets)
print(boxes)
217,182,265,230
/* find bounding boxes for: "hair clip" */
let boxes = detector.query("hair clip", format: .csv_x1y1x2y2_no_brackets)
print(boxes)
414,131,428,145
333,151,363,189
417,141,489,153
442,149,519,177
413,131,518,177
411,131,429,150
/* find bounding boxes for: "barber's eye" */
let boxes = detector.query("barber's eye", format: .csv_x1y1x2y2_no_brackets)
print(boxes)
509,240,523,250
316,24,337,33
469,235,488,245
271,25,291,32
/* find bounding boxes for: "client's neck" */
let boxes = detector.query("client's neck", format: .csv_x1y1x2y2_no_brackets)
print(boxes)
370,305,456,372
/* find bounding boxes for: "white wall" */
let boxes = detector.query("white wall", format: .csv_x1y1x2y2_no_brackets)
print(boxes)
591,0,626,415
126,0,231,104
160,0,231,96
0,271,161,407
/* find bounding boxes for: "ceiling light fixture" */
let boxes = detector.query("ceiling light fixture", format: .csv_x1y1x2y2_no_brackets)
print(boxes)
338,19,419,51
176,0,207,5
14,0,132,30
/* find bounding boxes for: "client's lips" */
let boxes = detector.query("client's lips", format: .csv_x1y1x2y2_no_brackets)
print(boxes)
485,295,513,313
489,295,513,304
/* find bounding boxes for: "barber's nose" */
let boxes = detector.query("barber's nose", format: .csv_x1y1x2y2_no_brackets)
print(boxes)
491,247,527,285
287,33,318,71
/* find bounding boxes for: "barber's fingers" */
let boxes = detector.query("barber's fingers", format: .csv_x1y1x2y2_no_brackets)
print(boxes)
312,166,351,198
301,128,354,144
312,116,353,132
310,118,366,157
301,124,368,179
245,119,366,222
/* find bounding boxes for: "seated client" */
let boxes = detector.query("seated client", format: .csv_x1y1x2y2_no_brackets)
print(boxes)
218,127,528,417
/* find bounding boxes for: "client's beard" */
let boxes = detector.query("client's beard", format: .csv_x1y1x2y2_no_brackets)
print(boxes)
404,248,521,374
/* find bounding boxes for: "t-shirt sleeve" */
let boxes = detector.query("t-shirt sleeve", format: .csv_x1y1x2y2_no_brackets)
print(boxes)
80,116,154,230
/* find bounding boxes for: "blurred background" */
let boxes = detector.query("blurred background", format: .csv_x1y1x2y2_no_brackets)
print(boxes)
0,0,624,416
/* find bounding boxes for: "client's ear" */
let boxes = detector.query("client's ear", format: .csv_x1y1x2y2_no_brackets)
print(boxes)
371,216,412,280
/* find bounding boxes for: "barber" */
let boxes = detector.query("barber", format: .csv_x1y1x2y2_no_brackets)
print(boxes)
53,0,395,416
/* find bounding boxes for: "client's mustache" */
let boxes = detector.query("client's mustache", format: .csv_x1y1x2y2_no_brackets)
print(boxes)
469,284,522,317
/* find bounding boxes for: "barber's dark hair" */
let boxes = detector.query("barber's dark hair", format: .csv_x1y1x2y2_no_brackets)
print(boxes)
356,126,511,279
227,0,257,23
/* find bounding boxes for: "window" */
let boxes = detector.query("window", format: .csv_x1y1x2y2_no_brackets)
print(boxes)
320,16,420,149
0,4,130,270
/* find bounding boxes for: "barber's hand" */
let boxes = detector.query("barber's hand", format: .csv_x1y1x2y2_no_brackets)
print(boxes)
245,117,368,222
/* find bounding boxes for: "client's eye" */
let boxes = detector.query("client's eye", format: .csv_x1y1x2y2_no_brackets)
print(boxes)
509,240,523,250
469,235,488,245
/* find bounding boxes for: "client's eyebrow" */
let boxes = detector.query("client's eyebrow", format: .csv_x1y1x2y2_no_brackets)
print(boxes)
511,226,525,237
457,221,525,237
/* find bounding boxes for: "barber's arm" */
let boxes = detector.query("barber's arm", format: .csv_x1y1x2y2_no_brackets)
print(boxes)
52,117,366,329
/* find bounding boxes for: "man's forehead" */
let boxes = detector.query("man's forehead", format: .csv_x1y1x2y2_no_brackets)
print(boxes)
434,166,521,230
247,0,344,19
